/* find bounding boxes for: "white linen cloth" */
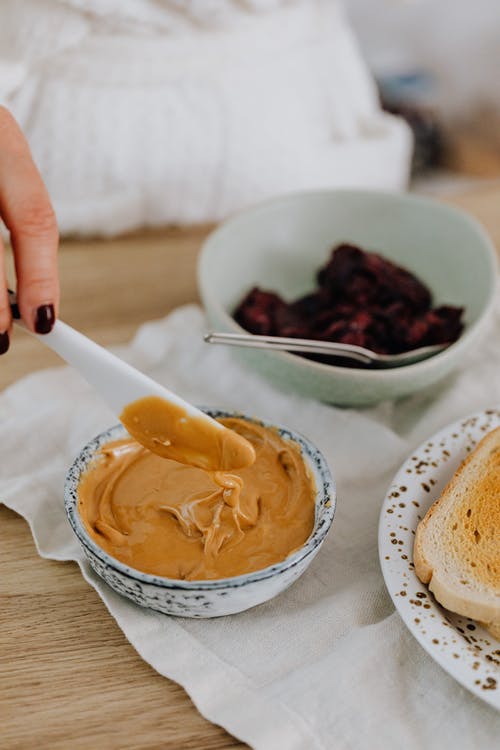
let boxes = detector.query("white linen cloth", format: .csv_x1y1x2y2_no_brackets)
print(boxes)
0,0,411,235
1,303,499,750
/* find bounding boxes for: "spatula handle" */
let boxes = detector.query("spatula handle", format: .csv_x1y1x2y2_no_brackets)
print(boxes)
8,290,212,422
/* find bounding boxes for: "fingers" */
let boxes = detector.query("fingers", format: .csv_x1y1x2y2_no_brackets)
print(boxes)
0,106,59,333
0,234,10,354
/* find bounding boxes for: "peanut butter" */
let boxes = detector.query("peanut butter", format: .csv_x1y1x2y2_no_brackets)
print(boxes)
78,417,316,580
120,396,256,471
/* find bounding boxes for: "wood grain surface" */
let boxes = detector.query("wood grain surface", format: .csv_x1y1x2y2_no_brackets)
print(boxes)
1,186,499,750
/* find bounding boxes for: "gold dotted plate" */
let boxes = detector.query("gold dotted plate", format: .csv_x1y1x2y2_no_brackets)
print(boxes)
379,408,500,710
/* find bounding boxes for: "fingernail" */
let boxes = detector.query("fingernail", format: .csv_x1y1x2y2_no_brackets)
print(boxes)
7,289,20,319
34,304,55,334
0,331,9,355
10,301,21,320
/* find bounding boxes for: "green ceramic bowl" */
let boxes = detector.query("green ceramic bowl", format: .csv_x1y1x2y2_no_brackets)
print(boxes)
198,189,498,406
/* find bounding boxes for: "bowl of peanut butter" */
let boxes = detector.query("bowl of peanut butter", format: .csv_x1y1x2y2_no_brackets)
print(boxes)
64,409,335,618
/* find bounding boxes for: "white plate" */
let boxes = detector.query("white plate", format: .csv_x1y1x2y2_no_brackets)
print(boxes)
379,408,500,710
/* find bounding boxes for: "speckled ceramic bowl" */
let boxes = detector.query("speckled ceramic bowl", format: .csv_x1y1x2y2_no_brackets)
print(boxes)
198,189,498,406
64,410,335,618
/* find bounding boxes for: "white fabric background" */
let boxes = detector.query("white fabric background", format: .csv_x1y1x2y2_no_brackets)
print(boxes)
344,0,500,118
1,303,499,749
0,0,411,235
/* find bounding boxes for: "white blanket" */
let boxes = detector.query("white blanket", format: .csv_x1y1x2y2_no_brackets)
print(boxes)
0,0,410,235
1,304,499,749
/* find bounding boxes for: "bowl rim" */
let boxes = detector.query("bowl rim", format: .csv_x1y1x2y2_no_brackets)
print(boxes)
198,188,499,380
64,409,336,590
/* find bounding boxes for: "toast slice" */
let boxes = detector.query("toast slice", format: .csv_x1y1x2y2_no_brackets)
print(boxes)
414,427,500,638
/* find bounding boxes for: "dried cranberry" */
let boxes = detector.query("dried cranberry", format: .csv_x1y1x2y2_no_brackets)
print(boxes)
233,244,464,367
234,287,287,336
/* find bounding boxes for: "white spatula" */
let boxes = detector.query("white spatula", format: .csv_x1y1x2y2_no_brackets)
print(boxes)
9,291,254,471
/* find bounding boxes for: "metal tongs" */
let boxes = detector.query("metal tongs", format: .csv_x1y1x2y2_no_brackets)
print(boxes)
204,331,449,368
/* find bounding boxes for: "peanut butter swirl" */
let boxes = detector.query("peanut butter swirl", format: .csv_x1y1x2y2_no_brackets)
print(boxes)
78,418,316,580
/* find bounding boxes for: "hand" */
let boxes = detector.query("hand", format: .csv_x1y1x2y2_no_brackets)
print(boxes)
0,106,59,353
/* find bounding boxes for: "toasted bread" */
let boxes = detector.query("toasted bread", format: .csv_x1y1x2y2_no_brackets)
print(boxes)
414,427,500,638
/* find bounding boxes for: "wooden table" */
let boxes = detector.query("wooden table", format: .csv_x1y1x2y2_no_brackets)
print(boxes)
1,186,499,750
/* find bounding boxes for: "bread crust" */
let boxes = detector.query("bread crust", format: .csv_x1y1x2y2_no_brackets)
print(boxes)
414,427,500,638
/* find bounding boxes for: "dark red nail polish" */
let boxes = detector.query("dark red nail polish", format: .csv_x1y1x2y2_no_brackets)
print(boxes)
35,304,55,334
7,289,20,320
0,331,9,355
